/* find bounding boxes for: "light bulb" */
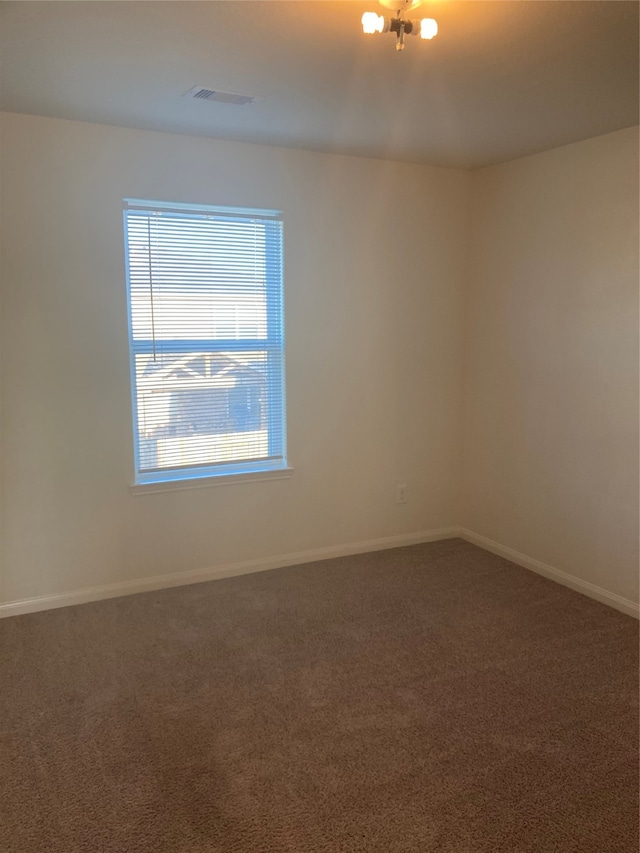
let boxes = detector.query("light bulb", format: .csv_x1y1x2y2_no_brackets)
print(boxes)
362,12,385,35
420,18,438,40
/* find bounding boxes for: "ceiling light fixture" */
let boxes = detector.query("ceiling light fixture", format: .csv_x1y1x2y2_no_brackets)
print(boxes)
362,0,437,52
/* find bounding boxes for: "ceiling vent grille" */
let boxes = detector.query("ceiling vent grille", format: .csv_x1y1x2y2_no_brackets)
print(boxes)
184,86,261,106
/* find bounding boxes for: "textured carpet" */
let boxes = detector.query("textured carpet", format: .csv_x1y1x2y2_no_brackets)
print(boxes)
1,539,638,852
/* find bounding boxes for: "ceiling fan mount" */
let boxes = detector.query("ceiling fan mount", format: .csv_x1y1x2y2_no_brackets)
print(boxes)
378,0,424,13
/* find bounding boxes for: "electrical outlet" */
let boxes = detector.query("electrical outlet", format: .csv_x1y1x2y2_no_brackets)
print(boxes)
396,483,407,504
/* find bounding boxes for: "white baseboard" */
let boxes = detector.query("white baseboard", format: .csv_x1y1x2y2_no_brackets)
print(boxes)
0,527,458,618
4,527,637,620
458,528,640,619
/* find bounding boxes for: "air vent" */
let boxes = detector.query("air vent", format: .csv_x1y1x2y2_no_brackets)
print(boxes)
183,86,262,106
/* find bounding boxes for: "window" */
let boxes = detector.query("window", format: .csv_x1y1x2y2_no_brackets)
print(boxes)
123,199,286,485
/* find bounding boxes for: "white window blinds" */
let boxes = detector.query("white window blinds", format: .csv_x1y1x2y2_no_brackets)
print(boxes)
123,199,286,484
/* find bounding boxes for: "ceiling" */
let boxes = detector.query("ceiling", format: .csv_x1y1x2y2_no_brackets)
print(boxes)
0,0,638,169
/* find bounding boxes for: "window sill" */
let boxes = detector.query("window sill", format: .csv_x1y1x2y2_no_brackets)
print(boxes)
129,466,295,496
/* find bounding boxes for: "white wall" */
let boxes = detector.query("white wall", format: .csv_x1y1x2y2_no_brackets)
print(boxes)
2,114,637,613
0,112,469,605
462,127,639,604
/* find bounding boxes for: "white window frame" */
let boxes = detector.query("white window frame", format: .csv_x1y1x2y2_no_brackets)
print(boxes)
123,198,288,488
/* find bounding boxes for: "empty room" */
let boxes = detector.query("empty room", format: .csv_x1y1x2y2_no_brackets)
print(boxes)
0,1,638,851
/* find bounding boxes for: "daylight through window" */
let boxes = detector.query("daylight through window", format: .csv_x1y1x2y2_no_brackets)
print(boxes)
123,199,286,484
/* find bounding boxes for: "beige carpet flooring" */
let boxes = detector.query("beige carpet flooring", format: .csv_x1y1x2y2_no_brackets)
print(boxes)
1,538,638,852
